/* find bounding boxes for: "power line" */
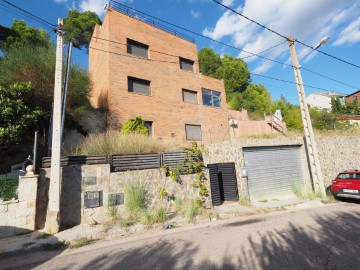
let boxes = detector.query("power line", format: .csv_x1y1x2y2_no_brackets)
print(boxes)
110,1,291,66
89,45,346,93
241,40,287,59
92,18,360,90
1,0,56,28
211,0,360,69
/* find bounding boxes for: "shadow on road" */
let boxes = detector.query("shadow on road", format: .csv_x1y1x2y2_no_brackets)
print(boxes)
77,207,360,269
0,226,66,270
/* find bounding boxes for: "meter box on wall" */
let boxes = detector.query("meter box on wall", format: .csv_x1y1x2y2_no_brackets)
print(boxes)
84,191,103,208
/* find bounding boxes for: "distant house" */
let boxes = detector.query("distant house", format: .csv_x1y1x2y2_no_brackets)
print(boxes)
306,92,345,111
345,90,360,103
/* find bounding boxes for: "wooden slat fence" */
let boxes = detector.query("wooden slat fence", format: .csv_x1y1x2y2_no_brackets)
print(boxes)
42,156,108,168
111,154,161,172
42,152,197,172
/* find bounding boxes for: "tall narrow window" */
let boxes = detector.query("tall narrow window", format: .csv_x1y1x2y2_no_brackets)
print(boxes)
182,89,198,104
144,121,153,137
202,88,221,108
185,124,202,141
127,38,149,58
128,77,151,95
179,57,194,72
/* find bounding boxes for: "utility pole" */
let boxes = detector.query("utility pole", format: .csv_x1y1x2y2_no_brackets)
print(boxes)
45,19,64,233
288,36,326,197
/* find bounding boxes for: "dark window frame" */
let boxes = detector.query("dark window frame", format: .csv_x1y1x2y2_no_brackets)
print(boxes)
201,88,222,108
185,124,202,141
128,76,151,96
182,89,198,104
179,57,194,72
127,38,149,58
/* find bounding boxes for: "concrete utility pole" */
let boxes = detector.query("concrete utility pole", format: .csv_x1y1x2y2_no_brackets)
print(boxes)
288,36,326,197
45,18,64,234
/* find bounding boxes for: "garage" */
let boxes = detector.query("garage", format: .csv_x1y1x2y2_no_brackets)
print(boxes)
243,145,304,201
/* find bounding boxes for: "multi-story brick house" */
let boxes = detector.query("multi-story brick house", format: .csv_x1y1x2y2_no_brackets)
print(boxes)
89,5,232,146
345,90,360,103
89,5,285,146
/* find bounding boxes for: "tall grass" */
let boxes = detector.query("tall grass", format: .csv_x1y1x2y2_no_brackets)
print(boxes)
123,179,148,214
72,131,182,155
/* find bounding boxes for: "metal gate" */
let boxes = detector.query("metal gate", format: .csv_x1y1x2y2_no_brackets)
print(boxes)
243,146,304,201
207,163,238,206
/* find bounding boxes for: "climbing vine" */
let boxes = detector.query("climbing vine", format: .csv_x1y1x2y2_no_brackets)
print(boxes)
165,142,208,205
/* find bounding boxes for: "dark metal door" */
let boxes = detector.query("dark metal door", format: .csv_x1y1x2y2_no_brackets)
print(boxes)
208,163,238,206
217,163,238,201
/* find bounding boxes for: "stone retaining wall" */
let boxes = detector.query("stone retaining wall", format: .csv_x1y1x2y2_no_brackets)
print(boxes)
0,175,38,238
38,165,210,227
316,136,360,186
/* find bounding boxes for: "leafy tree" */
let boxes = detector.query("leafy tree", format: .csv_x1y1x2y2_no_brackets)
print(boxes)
120,116,149,135
272,96,302,130
0,82,42,149
0,45,91,114
63,10,102,51
230,84,271,118
283,106,302,130
0,20,50,51
198,49,250,102
331,97,342,114
214,54,250,100
198,48,222,76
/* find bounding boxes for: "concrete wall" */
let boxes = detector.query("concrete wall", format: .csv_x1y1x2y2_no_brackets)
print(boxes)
0,175,38,238
38,165,210,227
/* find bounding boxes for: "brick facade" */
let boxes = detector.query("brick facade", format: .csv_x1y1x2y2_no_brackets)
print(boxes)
345,90,360,103
89,8,230,146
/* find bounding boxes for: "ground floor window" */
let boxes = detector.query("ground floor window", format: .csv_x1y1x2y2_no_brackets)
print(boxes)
185,124,202,141
144,121,153,137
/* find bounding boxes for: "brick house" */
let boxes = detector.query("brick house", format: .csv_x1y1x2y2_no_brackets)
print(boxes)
89,5,284,146
345,90,360,103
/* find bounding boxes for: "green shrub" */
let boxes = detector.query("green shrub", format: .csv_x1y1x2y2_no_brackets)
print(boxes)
0,177,18,200
174,196,183,211
71,237,96,249
140,205,167,225
120,116,149,135
181,199,203,223
123,179,148,214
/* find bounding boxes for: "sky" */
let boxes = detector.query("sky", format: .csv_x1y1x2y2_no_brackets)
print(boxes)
1,0,360,105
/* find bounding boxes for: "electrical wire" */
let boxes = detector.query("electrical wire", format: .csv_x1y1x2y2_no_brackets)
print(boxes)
0,0,56,29
241,40,287,59
92,32,360,90
211,0,360,69
89,45,347,93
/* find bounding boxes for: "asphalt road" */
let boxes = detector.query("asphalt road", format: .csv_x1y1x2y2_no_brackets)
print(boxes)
2,202,360,270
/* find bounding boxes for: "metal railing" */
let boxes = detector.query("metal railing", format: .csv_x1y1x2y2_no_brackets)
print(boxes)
109,1,195,44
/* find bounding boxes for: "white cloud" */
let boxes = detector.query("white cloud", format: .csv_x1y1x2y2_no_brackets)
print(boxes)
203,0,360,73
191,9,201,19
334,17,360,46
221,0,235,7
78,0,133,16
79,0,109,16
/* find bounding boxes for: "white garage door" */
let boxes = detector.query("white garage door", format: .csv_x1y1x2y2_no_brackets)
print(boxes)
243,146,304,201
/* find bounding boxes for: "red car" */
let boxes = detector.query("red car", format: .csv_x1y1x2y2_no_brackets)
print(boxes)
331,170,360,199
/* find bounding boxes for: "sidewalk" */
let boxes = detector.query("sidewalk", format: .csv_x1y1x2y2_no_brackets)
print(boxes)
0,196,330,259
